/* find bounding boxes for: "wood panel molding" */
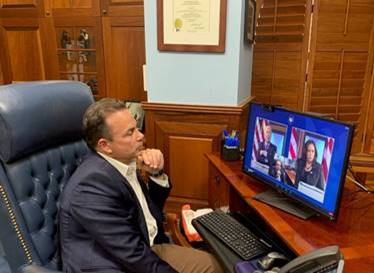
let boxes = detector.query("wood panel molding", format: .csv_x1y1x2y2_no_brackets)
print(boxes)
46,0,100,17
101,0,143,17
142,101,251,213
142,101,252,115
0,0,44,17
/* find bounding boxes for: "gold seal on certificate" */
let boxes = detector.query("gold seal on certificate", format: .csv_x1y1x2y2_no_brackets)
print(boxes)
174,18,183,31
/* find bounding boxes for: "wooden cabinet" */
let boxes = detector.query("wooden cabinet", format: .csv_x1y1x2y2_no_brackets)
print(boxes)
45,0,100,17
53,17,105,98
142,102,249,214
102,16,146,101
0,17,57,82
0,0,146,100
101,0,143,17
209,164,229,209
0,0,45,17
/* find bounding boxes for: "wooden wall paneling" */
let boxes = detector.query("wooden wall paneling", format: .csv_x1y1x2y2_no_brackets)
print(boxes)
252,0,312,110
0,61,3,84
46,0,100,17
0,22,12,84
53,16,106,98
305,0,374,153
0,0,44,17
100,0,143,17
39,17,59,80
362,22,374,154
142,102,250,213
251,50,274,104
102,16,146,101
1,17,52,82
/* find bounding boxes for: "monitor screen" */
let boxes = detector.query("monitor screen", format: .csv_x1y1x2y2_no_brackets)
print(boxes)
242,103,354,220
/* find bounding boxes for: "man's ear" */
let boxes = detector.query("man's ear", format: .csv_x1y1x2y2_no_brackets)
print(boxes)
97,138,112,154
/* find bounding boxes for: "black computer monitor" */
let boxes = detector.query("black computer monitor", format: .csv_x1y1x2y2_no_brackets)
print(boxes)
242,103,354,220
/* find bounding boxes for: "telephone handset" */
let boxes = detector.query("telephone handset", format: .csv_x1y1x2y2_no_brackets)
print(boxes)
279,245,344,273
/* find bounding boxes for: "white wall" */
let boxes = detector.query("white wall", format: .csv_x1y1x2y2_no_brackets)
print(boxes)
144,0,253,106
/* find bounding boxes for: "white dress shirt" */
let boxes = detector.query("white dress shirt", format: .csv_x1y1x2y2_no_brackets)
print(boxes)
98,152,169,246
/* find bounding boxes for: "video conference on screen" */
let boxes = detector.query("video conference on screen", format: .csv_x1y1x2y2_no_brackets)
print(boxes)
250,117,335,203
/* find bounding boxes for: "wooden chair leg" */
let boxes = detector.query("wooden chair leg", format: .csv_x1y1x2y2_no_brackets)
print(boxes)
164,213,192,248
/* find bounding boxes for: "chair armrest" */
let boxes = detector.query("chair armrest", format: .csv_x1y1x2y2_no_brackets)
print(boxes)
18,265,62,273
0,255,11,273
164,213,192,248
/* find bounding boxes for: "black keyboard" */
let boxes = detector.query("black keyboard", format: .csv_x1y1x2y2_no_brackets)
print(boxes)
193,210,269,260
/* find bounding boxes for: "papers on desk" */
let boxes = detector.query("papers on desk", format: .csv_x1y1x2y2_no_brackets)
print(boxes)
181,204,213,242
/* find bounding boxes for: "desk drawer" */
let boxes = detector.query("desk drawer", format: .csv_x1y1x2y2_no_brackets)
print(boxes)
209,164,229,209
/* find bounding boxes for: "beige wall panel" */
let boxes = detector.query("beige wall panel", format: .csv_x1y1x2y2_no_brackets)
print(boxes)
6,28,45,81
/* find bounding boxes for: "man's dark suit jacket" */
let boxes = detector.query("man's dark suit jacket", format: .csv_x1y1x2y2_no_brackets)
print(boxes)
59,152,177,273
257,141,277,166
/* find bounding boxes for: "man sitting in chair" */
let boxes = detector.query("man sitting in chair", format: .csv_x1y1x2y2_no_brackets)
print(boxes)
60,98,223,273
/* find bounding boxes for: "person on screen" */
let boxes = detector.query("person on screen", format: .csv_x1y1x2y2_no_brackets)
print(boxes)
268,159,285,182
257,125,277,166
295,140,325,191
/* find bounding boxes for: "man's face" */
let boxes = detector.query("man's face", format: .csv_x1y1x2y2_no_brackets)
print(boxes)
264,126,271,142
103,109,144,164
306,143,315,163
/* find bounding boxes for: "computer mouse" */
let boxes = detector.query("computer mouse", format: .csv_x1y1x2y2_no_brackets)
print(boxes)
258,252,288,270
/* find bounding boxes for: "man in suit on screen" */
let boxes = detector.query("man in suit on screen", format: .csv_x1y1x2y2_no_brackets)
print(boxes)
257,125,277,166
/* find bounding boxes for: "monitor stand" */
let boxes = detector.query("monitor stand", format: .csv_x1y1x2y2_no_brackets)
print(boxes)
253,189,317,220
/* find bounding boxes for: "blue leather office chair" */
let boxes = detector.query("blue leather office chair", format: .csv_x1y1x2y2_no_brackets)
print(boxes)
0,81,94,273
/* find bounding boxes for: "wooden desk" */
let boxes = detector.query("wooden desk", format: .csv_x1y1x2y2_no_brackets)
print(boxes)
207,154,374,272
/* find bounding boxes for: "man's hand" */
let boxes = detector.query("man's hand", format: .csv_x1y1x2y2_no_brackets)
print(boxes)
137,149,164,175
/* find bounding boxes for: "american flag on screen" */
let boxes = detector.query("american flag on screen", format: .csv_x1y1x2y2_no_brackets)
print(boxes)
252,118,269,160
321,137,334,183
288,127,298,160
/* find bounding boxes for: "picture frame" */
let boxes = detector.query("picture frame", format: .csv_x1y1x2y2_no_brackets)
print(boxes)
124,101,145,132
157,0,227,53
245,0,256,44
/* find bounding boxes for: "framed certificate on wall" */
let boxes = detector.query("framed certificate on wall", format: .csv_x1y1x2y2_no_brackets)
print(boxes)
157,0,227,53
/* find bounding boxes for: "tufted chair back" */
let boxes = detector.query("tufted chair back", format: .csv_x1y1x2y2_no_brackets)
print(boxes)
0,81,94,272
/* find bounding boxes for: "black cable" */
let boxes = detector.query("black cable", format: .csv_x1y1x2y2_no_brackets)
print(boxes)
346,164,373,193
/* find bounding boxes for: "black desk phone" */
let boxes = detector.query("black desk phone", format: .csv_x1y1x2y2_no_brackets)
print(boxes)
241,245,344,273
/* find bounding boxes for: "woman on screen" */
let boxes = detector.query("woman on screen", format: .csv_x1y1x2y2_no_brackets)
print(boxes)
269,159,285,182
295,140,325,191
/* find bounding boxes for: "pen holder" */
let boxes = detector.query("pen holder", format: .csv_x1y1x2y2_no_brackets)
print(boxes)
222,145,240,161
